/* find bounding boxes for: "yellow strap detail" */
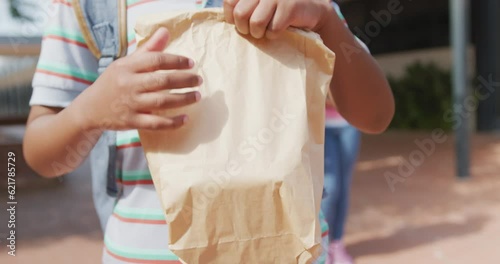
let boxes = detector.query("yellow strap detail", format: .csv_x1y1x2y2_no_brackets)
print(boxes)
117,0,128,58
72,0,101,59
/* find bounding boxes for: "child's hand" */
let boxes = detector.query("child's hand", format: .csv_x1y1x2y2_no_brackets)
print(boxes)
223,0,332,39
80,28,201,131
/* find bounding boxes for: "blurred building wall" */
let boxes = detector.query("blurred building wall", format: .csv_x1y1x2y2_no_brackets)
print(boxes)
374,46,476,79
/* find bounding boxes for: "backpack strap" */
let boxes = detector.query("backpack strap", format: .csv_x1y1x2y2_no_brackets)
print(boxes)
73,0,128,72
73,0,100,59
205,0,224,8
72,0,127,231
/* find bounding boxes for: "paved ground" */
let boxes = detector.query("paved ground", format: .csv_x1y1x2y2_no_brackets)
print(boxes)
346,131,500,264
0,127,499,264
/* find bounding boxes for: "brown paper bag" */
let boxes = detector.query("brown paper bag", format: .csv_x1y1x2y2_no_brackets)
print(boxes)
135,9,335,264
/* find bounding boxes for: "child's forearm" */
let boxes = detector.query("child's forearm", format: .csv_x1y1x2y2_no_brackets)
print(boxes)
23,100,101,178
318,12,395,134
23,28,204,177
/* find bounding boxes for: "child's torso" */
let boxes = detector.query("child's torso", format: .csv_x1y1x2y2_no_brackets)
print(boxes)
104,2,199,263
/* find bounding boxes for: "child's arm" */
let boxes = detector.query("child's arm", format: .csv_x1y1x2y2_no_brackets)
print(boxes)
24,29,201,177
318,10,394,134
223,0,394,134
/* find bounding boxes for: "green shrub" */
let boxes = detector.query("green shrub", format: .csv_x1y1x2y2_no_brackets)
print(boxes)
388,61,453,130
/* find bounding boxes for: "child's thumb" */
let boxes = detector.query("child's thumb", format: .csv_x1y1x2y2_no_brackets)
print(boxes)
138,27,170,53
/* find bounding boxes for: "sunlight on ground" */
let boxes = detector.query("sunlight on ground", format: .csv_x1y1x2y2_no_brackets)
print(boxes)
356,155,402,171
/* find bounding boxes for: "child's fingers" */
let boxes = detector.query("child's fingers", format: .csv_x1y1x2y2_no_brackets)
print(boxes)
266,4,290,39
223,0,237,24
132,52,194,72
136,27,170,53
138,91,200,110
130,114,187,130
137,72,202,92
249,0,277,39
232,0,259,35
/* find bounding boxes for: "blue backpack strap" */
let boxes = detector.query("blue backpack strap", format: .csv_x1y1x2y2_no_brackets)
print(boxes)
73,0,127,231
205,0,224,8
73,0,128,73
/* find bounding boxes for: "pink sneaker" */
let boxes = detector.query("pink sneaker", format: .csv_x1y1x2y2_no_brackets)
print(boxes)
327,241,354,264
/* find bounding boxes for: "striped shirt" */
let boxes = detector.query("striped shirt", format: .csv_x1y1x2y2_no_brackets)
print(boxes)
31,1,331,263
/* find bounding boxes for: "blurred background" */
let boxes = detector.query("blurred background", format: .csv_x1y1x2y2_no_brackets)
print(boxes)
0,0,499,263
